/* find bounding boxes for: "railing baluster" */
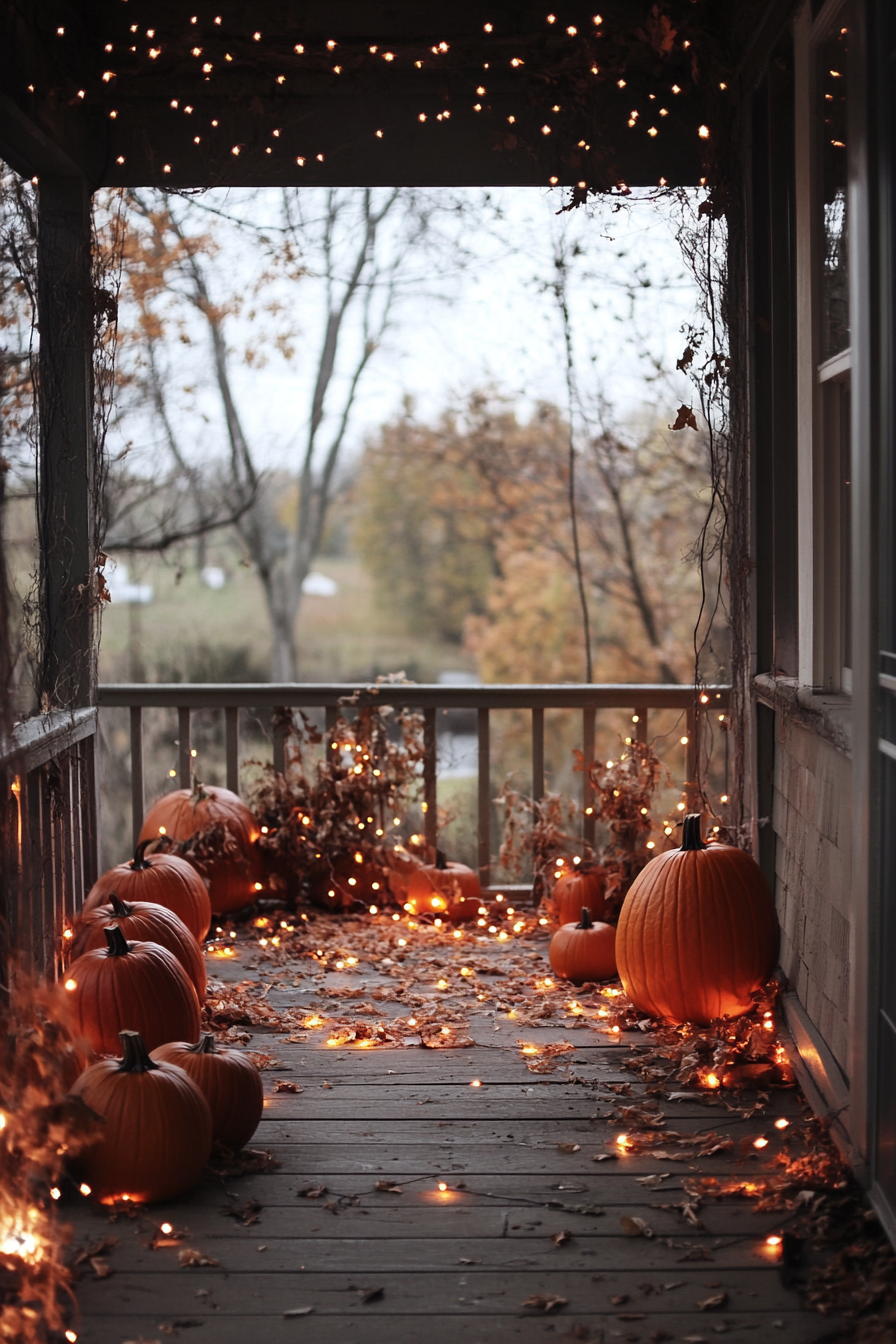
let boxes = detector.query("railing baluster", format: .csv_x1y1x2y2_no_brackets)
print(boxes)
477,707,490,888
634,706,648,743
272,710,287,775
225,706,240,793
531,707,545,802
178,706,192,788
423,707,437,853
582,704,596,848
130,705,144,846
325,706,339,734
685,703,698,812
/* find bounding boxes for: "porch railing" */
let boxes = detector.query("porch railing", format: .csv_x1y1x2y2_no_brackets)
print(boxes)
98,682,730,890
1,708,100,979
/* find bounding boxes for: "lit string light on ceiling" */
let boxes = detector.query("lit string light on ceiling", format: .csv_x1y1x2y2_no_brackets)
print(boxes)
21,5,730,191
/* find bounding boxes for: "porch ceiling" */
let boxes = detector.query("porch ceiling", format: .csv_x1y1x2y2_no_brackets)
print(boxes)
1,0,770,190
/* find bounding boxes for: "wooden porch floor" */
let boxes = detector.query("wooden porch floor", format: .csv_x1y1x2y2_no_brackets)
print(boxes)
67,923,840,1344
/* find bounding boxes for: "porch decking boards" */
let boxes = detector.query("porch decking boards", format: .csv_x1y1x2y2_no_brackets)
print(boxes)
68,946,836,1343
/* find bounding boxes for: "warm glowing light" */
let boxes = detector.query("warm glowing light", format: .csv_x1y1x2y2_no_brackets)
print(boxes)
50,1187,60,1199
471,1079,482,1087
66,1332,77,1342
369,905,378,915
158,825,167,834
407,1018,417,1026
79,1183,91,1196
766,1234,782,1246
437,1182,448,1191
699,125,710,138
721,794,729,803
453,930,463,939
646,841,655,850
521,1045,538,1055
753,1137,769,1149
398,938,407,946
538,917,549,925
161,1222,173,1234
64,978,77,991
775,1118,789,1130
616,1133,631,1149
704,1072,720,1088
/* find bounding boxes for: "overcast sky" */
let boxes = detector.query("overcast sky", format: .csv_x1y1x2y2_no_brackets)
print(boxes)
111,186,701,475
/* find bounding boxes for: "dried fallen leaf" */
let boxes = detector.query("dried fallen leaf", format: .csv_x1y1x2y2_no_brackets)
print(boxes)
557,1142,581,1153
620,1215,653,1238
522,1293,567,1312
89,1255,113,1279
274,1080,302,1093
298,1185,327,1199
551,1230,573,1246
374,1181,402,1193
696,1292,727,1310
361,1285,384,1303
592,1153,616,1162
636,1173,672,1188
74,1235,118,1265
178,1248,220,1268
679,1247,714,1261
283,1307,314,1317
617,1314,647,1322
609,1294,630,1305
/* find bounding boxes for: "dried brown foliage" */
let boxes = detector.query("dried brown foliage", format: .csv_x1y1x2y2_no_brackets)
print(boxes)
0,977,98,1342
583,738,669,919
246,687,427,907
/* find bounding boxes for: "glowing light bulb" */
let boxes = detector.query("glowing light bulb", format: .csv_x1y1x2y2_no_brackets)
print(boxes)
161,1222,173,1234
79,1183,91,1196
775,1118,789,1130
369,905,378,915
437,1182,448,1191
753,1137,769,1149
64,979,77,991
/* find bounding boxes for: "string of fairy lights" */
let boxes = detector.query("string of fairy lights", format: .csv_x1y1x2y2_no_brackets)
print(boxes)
24,6,725,189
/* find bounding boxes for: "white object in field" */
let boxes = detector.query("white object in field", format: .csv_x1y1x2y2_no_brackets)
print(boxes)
201,566,227,590
105,559,153,604
302,571,338,597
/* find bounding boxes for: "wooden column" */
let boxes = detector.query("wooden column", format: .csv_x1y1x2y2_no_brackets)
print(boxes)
37,175,95,708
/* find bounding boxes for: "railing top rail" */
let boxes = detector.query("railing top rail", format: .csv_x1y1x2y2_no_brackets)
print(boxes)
3,706,97,772
98,682,730,711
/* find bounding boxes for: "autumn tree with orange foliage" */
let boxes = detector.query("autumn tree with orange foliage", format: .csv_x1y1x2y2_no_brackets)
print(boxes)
354,391,715,686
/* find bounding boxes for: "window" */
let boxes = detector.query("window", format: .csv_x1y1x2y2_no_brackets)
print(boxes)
794,0,852,692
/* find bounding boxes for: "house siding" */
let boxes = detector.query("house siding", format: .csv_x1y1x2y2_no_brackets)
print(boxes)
773,716,852,1075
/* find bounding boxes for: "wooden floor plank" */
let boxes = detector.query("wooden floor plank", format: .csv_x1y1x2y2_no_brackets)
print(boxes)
74,1310,832,1344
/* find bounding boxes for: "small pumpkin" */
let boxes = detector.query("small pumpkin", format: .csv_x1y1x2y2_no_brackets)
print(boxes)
138,783,263,915
551,866,606,925
72,893,206,999
616,813,779,1025
549,908,617,985
70,1029,212,1203
65,925,201,1055
151,1033,263,1151
82,839,212,941
404,851,481,922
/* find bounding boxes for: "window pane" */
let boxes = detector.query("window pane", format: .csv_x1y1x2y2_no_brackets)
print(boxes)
819,24,849,360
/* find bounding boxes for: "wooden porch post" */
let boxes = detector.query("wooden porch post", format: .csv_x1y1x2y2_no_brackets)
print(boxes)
37,175,96,709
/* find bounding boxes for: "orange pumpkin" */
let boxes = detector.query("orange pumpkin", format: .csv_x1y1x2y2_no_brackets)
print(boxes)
549,908,617,984
72,894,206,999
82,840,212,941
65,926,201,1055
152,1033,263,1151
551,866,606,925
71,1029,212,1203
138,783,263,915
404,852,481,922
616,813,779,1025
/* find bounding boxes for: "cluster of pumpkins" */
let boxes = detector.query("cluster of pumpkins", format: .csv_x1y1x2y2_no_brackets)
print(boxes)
63,784,266,1205
549,813,779,1026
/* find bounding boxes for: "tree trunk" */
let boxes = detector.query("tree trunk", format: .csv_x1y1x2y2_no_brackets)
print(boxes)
269,602,298,682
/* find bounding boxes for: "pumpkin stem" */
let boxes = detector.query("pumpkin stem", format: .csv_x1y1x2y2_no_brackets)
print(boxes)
435,849,448,871
191,777,210,803
577,907,594,929
680,813,708,851
132,839,153,870
108,892,133,919
104,925,132,957
186,1032,218,1056
118,1030,158,1074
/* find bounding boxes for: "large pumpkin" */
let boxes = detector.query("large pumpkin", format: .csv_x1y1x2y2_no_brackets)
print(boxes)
551,866,606,925
70,1030,212,1203
138,783,263,915
65,926,201,1055
152,1033,263,1152
549,908,617,985
616,814,779,1025
72,894,207,999
82,840,212,942
404,852,481,922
